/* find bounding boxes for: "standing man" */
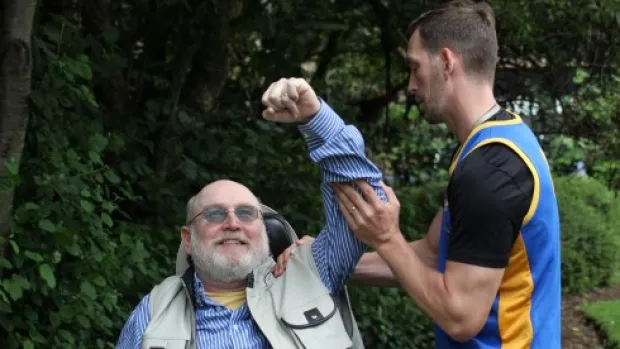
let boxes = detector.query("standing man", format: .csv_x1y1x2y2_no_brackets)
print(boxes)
331,0,561,348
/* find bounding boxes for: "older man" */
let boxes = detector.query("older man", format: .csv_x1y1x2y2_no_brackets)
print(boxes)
115,77,386,349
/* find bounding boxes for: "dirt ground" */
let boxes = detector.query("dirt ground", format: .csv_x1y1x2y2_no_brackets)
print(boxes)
562,285,620,348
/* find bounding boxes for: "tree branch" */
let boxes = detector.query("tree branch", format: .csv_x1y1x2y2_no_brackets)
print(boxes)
312,31,341,83
0,0,38,262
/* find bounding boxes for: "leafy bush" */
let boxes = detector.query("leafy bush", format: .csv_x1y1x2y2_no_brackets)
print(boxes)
0,19,175,349
555,175,620,295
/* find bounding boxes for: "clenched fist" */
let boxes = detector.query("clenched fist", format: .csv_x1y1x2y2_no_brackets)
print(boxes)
261,77,321,123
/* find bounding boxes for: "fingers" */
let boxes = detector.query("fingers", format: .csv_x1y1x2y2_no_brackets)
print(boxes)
281,94,299,118
333,183,364,226
334,181,368,209
380,180,400,206
286,79,302,101
354,179,383,207
262,108,292,121
261,78,301,120
267,79,286,110
261,82,276,110
282,80,301,117
334,188,359,228
272,236,312,277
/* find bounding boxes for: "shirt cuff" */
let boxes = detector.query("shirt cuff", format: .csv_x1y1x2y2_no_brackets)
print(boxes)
297,98,345,150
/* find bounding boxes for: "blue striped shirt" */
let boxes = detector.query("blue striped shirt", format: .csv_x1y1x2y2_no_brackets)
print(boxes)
115,99,386,349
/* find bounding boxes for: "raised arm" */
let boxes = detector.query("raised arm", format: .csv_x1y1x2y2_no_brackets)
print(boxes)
261,77,386,293
298,100,386,292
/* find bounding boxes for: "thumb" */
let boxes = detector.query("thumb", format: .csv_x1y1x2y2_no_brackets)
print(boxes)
262,108,294,122
380,181,398,204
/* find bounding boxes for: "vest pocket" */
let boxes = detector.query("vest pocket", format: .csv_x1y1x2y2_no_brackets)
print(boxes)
141,338,187,349
280,293,353,349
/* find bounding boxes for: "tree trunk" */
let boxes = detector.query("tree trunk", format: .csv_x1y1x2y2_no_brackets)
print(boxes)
0,0,38,258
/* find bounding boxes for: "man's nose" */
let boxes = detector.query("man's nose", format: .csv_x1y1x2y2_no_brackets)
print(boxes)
408,75,419,94
222,211,241,228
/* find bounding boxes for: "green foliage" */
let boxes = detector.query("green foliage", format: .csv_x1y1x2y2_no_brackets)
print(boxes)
0,16,172,349
350,287,435,349
555,175,620,295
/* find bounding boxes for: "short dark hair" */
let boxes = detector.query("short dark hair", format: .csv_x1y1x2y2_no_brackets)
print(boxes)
408,0,499,82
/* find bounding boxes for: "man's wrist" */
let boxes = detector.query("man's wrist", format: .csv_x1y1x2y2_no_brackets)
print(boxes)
297,98,344,150
375,232,409,259
299,99,322,124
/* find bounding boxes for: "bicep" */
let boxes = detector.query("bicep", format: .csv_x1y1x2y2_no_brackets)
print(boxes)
444,260,505,328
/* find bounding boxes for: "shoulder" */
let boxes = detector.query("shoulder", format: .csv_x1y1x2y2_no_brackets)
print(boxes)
452,143,533,190
449,142,534,216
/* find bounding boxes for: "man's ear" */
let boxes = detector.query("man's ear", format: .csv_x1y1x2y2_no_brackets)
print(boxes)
181,226,192,254
440,47,456,78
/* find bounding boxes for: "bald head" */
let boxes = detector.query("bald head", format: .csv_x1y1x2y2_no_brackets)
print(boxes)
186,180,261,224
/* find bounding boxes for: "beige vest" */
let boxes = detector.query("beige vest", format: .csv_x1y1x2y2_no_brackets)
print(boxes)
140,242,364,349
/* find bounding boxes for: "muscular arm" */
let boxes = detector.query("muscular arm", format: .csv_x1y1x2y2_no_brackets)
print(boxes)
349,208,442,287
375,144,533,341
297,99,386,294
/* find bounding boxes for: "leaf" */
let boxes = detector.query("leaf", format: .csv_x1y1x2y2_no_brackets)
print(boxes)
89,133,109,152
39,219,57,232
101,213,113,227
9,240,19,254
80,200,94,213
0,258,12,269
4,159,18,176
73,60,93,80
2,278,24,301
102,201,116,212
24,202,40,210
88,151,102,164
80,281,97,299
59,330,74,344
104,170,121,184
23,339,34,349
39,263,56,288
93,275,107,287
25,251,44,262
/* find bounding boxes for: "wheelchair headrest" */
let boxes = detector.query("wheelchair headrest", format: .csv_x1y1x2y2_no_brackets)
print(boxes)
175,203,299,275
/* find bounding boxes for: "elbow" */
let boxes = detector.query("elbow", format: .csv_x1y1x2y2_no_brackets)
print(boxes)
443,317,486,343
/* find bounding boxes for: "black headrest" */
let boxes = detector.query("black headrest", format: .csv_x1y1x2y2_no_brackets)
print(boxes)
263,212,295,260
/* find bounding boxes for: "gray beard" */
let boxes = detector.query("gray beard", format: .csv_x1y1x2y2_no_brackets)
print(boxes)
190,229,270,284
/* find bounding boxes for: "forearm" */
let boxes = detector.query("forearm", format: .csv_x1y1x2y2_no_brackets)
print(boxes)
376,235,471,339
349,238,438,287
349,251,400,287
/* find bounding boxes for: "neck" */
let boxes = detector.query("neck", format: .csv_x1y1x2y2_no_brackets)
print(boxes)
445,78,498,144
198,274,246,293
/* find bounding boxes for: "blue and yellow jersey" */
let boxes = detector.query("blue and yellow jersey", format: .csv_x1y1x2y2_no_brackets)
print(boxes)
436,111,562,348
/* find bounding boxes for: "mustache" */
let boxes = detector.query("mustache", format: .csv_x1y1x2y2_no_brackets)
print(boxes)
211,231,250,245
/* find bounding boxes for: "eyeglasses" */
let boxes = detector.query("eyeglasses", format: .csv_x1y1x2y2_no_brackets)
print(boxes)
187,205,262,225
